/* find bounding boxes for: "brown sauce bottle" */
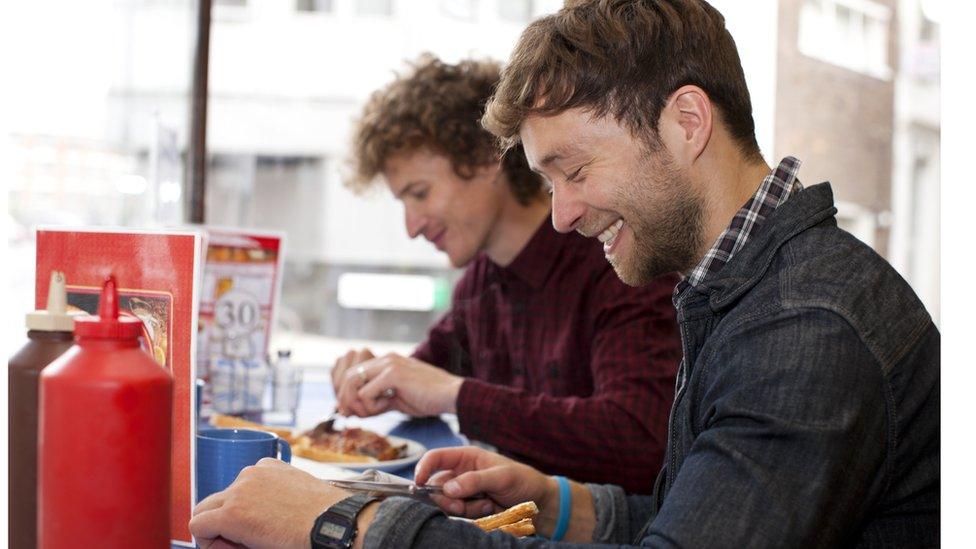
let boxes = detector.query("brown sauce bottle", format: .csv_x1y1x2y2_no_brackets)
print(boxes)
8,271,78,549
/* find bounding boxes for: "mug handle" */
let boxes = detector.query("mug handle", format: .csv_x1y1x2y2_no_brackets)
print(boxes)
277,437,291,463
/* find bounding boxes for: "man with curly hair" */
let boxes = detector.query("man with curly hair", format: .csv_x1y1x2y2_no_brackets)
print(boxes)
330,54,681,493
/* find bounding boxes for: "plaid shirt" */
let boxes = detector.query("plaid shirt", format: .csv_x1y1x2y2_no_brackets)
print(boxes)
413,220,681,493
677,156,803,297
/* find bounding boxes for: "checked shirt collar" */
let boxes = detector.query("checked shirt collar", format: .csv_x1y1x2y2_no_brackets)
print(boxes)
675,156,804,297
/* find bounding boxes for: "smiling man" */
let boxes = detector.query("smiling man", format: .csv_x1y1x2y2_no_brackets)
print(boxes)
329,54,681,492
189,2,939,548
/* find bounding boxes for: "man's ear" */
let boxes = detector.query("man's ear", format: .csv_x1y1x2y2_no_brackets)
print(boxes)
659,85,712,162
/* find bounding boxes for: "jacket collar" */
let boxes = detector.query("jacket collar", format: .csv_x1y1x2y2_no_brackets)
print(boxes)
689,182,838,312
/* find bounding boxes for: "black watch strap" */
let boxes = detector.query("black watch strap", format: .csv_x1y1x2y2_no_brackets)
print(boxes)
311,493,380,549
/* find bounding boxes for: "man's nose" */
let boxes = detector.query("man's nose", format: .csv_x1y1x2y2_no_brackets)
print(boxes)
550,183,584,233
405,208,426,239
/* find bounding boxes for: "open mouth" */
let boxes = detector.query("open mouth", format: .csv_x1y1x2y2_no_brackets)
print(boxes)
596,219,624,255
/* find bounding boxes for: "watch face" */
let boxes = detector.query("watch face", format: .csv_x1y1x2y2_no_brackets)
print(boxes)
317,521,348,540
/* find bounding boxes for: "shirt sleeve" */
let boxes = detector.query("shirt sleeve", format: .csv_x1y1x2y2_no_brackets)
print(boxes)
641,308,889,547
456,272,681,493
411,276,472,377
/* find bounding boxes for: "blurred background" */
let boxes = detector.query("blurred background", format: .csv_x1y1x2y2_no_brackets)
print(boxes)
3,0,941,363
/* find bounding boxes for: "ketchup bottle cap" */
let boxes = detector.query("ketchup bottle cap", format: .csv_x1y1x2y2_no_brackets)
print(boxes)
73,275,144,340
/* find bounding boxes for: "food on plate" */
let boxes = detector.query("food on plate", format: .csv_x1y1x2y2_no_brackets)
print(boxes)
294,419,406,463
473,501,538,537
208,414,407,463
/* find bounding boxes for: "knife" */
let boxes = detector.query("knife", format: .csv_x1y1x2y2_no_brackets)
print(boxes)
329,479,444,497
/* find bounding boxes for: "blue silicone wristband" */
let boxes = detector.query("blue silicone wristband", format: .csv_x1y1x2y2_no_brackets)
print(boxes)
551,475,571,541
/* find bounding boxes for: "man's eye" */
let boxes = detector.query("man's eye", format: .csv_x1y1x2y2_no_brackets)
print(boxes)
566,167,584,182
412,190,428,200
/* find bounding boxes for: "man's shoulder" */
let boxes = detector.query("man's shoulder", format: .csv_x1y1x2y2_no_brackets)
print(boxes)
743,222,935,370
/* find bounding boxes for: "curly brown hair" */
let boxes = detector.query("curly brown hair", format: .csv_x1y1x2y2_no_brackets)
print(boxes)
484,0,762,161
345,54,543,205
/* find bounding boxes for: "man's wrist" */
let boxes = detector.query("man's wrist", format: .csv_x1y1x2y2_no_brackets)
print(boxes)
534,477,595,542
534,475,563,537
351,501,380,549
444,376,464,414
311,494,379,549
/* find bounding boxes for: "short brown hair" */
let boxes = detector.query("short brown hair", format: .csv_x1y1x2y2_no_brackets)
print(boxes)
346,54,543,204
483,0,762,160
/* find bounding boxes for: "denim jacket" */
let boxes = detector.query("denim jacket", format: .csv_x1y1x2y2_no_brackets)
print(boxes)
362,183,940,548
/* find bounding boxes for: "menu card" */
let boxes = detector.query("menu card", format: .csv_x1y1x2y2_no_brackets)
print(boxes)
195,228,284,416
35,227,203,547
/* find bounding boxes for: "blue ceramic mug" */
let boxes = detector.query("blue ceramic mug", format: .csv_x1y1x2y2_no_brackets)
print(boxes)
196,428,291,502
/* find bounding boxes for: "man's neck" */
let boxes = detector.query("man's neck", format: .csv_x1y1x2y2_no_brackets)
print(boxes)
695,154,773,262
484,193,551,267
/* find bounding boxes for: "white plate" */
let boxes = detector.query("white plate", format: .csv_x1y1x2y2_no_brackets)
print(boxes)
289,435,426,477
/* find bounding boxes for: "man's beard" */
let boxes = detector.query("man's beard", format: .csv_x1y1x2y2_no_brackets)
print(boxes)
610,152,705,286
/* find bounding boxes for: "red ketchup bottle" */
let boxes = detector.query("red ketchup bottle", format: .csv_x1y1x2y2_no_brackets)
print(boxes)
38,275,173,548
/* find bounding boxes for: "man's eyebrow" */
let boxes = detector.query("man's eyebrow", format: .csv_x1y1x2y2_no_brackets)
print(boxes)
536,142,583,170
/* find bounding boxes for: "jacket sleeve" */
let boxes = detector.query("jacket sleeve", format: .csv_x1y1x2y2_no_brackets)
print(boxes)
642,308,889,548
455,272,681,493
363,485,656,548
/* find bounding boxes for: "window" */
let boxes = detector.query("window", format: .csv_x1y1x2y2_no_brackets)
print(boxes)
498,0,532,22
797,0,892,79
6,0,196,349
354,0,393,17
296,0,334,13
440,0,478,22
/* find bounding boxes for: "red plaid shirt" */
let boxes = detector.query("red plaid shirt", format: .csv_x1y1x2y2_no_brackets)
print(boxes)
413,219,681,493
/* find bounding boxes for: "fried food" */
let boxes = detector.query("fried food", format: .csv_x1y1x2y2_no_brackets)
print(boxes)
302,419,406,461
474,501,539,535
292,435,375,463
496,518,535,537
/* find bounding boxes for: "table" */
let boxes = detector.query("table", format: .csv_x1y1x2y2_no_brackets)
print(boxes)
177,374,467,546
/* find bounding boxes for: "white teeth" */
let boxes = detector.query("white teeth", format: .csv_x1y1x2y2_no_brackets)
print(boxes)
597,219,624,244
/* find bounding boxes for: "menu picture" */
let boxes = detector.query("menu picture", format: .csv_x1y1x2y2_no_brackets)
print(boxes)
35,228,202,547
65,289,173,369
197,228,284,367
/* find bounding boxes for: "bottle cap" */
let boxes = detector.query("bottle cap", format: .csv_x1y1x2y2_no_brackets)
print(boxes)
73,275,145,340
26,271,80,332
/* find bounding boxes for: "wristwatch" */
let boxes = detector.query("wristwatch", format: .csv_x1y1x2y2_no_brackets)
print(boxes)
310,493,380,549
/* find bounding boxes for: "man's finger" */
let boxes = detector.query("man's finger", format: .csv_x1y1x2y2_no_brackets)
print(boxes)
209,537,248,549
332,351,356,388
414,446,484,485
460,497,499,519
355,348,375,363
337,373,368,416
192,491,226,516
189,508,232,544
358,370,396,415
444,466,512,499
256,456,289,469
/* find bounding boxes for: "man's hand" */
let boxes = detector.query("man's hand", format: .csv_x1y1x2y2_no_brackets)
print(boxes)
190,458,369,549
336,353,464,418
413,446,562,534
332,348,376,397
